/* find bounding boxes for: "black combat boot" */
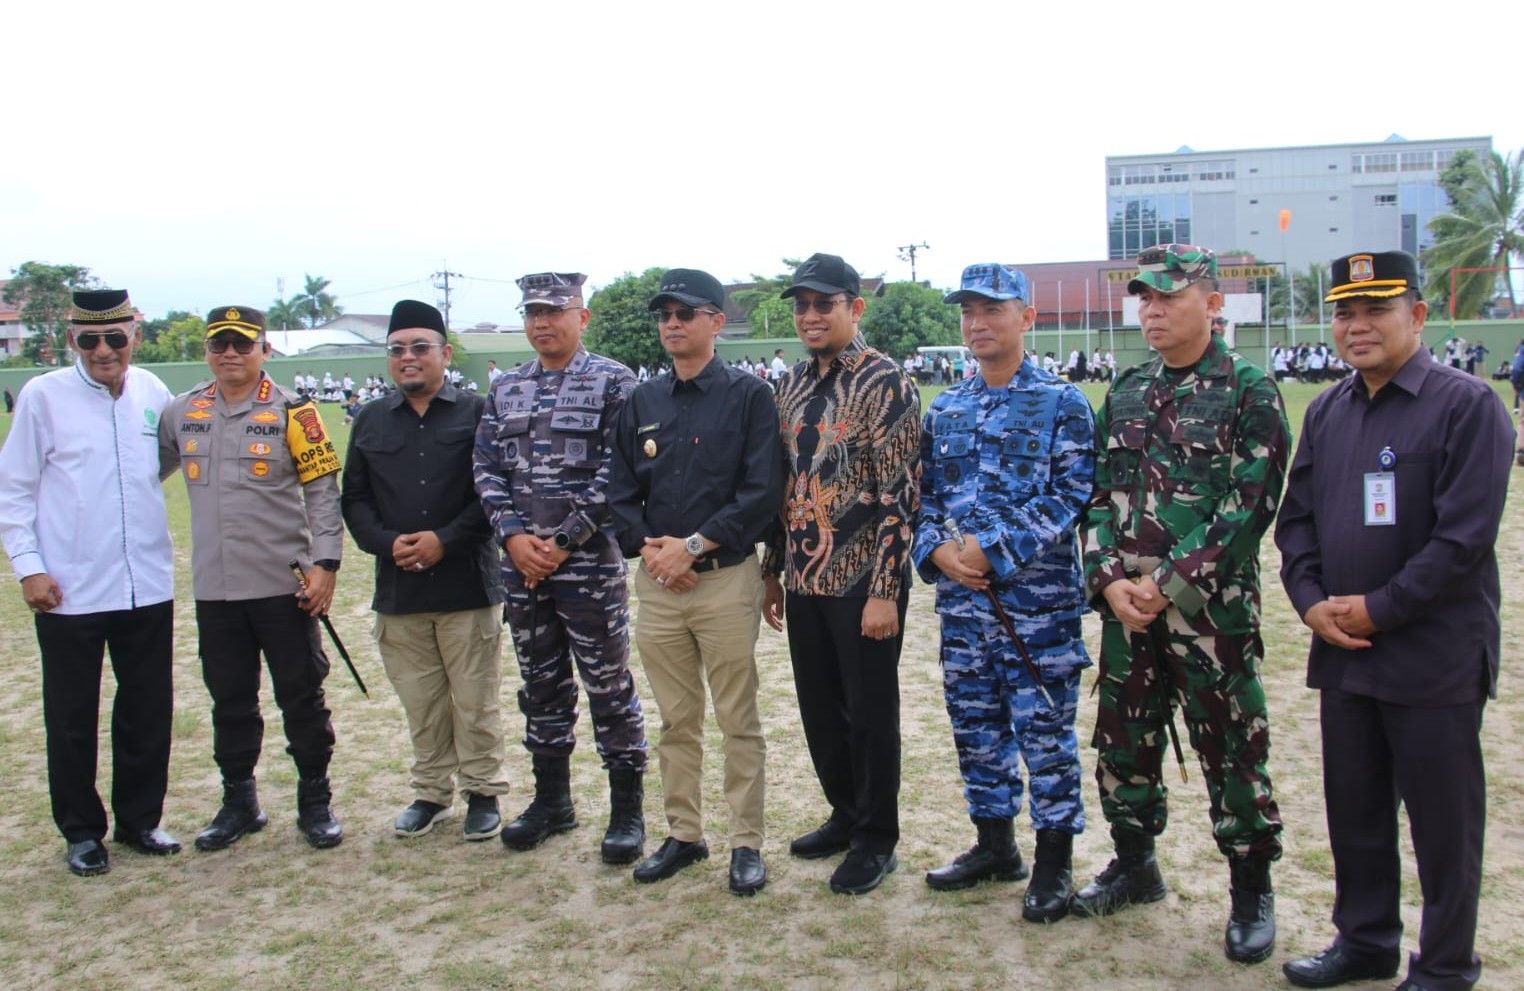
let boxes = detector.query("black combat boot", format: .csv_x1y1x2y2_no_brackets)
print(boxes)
925,816,1027,891
501,754,577,851
296,776,344,849
195,778,268,852
1070,826,1167,917
1225,855,1276,964
601,768,645,865
1022,829,1075,923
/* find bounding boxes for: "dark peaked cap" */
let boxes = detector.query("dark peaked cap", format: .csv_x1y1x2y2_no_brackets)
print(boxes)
389,299,447,337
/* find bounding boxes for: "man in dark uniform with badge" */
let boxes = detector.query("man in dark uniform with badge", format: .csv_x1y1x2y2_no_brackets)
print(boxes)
607,268,783,893
1076,245,1289,965
473,272,649,867
160,306,346,851
1278,251,1512,991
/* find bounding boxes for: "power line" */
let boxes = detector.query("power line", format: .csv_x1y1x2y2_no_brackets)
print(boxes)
432,268,463,328
897,242,930,283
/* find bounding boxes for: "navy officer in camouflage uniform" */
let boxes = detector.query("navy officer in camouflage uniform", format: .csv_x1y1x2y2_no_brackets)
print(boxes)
913,263,1095,923
473,272,649,867
1075,245,1289,964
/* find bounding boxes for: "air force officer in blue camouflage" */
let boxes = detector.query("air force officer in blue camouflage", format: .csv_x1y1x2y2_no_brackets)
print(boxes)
912,263,1096,922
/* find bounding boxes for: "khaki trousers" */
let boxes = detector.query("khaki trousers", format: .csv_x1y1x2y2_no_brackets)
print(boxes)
374,606,509,806
634,558,766,847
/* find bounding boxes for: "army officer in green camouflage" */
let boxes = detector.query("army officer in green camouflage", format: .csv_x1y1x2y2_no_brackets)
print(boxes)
1074,245,1289,966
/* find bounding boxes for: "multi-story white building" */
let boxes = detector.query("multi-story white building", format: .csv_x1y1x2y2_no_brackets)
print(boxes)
1105,135,1493,270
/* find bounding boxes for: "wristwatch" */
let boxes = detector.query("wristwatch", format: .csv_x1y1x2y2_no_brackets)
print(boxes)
314,559,340,573
684,533,705,558
553,531,574,551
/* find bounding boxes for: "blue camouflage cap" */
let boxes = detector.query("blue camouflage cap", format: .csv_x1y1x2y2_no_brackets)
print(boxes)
943,263,1031,305
517,272,587,309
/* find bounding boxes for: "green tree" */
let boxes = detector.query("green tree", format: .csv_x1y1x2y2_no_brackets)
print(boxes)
137,314,207,363
291,274,343,328
585,268,666,372
266,297,307,330
1423,148,1524,318
3,262,100,366
859,281,960,358
731,260,803,338
1267,263,1329,325
141,309,195,344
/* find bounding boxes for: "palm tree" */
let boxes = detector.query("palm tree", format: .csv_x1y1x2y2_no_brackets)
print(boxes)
266,297,305,331
1423,149,1523,319
290,274,344,328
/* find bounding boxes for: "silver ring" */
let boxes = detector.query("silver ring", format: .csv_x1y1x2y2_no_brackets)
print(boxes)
414,563,424,571
657,576,668,586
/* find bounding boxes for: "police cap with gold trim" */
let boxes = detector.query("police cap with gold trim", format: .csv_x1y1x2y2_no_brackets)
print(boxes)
1324,250,1420,303
205,305,266,340
71,289,135,325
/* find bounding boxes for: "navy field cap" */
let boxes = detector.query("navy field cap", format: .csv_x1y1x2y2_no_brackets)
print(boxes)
944,263,1031,305
781,253,860,299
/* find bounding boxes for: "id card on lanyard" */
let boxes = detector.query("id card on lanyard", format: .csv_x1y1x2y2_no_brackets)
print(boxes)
1364,446,1396,526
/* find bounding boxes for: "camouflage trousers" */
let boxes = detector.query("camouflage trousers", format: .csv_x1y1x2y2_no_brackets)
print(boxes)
938,590,1088,831
502,560,647,773
1092,612,1281,859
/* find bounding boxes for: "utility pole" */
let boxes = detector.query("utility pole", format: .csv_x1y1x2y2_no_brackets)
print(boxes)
432,267,462,330
897,242,930,283
276,277,286,330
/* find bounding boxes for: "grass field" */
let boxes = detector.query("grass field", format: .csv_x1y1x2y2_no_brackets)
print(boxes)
0,377,1520,990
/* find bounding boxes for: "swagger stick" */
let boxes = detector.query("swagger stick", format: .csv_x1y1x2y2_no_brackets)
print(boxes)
945,519,1057,709
288,560,368,697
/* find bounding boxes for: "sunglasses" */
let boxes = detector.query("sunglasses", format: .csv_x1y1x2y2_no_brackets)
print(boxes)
386,342,443,358
518,303,579,318
76,330,130,351
791,297,848,315
206,336,259,354
651,306,720,324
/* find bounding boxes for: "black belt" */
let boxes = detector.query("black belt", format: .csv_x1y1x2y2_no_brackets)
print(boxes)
693,549,754,572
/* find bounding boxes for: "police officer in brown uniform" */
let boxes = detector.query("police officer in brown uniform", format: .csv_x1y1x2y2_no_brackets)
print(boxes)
160,306,346,850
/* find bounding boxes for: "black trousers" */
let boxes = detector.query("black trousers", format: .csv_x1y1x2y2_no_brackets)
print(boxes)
785,591,906,855
196,596,335,782
1321,687,1485,991
35,601,174,843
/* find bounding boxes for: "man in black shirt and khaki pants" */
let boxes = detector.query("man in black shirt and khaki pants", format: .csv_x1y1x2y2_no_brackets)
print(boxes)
342,300,510,842
608,268,784,894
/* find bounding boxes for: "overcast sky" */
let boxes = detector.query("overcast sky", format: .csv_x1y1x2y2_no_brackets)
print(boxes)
6,1,1520,325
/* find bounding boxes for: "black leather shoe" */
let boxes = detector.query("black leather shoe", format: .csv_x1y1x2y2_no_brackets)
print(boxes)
729,847,766,896
1282,943,1400,988
632,837,709,883
393,800,450,838
113,826,181,855
462,794,502,842
66,839,109,877
789,819,851,860
830,849,897,895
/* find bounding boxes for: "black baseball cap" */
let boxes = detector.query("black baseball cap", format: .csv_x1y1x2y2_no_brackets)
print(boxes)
781,252,860,299
648,268,725,310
